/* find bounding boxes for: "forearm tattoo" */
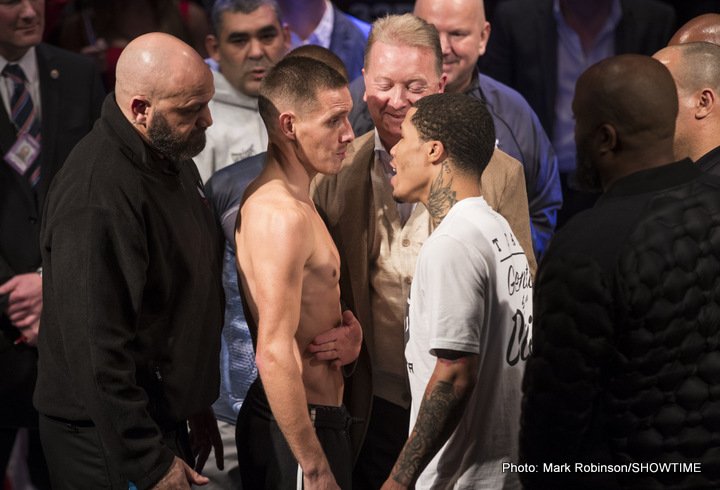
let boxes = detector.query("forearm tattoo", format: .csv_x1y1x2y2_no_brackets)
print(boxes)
391,380,461,486
427,163,457,227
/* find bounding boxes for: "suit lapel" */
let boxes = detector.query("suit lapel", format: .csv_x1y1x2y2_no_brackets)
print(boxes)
35,44,61,209
339,132,375,347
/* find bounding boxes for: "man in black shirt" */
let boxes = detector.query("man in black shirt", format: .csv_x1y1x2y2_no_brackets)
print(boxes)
34,32,224,490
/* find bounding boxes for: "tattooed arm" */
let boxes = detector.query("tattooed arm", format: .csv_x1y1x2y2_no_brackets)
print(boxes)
381,350,480,489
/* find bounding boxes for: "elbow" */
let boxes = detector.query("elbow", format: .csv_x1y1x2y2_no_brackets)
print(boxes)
454,374,477,401
254,345,283,377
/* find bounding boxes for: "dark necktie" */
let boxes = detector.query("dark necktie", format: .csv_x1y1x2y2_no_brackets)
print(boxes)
3,63,41,186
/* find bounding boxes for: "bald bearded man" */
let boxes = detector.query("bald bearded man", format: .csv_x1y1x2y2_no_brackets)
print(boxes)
34,33,224,489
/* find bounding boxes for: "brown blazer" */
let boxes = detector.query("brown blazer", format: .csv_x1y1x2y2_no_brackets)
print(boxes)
312,130,536,458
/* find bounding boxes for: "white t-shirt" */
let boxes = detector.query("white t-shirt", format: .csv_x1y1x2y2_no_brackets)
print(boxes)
405,197,532,490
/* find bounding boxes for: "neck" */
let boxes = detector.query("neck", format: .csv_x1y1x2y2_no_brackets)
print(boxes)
0,46,30,63
423,162,480,227
447,71,474,94
379,132,399,154
560,0,612,52
684,125,720,162
266,141,315,200
281,0,326,40
601,145,676,191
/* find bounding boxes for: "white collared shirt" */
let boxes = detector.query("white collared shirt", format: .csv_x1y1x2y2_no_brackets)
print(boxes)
0,47,41,121
290,0,334,49
552,0,620,173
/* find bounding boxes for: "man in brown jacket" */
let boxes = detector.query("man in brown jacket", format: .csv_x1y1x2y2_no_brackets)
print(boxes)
312,13,535,489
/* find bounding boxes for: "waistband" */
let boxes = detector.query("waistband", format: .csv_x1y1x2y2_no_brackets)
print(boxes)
245,379,351,431
308,404,350,431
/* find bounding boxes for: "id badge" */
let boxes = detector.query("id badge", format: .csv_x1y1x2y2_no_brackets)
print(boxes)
4,133,40,174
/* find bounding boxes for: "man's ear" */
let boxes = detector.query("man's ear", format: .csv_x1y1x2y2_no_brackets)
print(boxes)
279,111,296,140
477,20,491,57
597,123,617,155
362,68,368,103
427,140,447,165
130,97,150,127
206,34,221,63
281,23,292,51
696,88,716,120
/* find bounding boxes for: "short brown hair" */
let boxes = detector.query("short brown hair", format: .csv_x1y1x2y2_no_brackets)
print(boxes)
258,56,348,129
364,14,442,76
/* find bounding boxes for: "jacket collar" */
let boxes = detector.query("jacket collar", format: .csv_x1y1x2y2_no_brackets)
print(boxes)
600,159,698,200
101,93,181,175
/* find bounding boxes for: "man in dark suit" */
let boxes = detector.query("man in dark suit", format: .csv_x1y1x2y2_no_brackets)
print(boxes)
0,0,103,485
481,0,676,225
277,0,369,81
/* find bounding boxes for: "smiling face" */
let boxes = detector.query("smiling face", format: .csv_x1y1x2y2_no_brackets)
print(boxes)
363,41,445,150
414,0,489,94
389,107,434,203
208,6,290,97
294,86,355,176
0,0,44,61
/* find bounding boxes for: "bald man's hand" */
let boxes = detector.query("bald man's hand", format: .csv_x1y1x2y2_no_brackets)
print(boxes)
151,456,208,489
188,407,224,473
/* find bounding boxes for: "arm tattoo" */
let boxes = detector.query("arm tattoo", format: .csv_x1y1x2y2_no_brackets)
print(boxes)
427,163,457,227
391,380,461,486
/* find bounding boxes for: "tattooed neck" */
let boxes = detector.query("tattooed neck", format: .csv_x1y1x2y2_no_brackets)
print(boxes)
427,162,457,227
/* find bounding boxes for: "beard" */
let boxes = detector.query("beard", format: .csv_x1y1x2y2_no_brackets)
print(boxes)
147,111,206,161
574,145,603,193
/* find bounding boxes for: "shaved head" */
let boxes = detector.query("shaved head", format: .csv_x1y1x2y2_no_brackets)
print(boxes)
654,42,720,161
114,32,214,161
115,32,211,109
576,55,677,143
654,42,720,98
669,13,720,46
573,54,677,190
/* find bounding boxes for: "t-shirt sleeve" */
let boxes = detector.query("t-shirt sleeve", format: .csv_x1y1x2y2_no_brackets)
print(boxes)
419,234,488,356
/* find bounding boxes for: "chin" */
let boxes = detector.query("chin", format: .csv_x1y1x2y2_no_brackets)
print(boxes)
392,190,407,203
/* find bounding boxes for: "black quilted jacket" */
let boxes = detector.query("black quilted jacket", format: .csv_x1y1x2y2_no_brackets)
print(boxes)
520,160,720,490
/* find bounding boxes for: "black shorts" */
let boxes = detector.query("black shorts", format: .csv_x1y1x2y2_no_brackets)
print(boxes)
236,379,353,489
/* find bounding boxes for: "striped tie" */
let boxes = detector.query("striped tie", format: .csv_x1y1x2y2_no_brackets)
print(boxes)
3,63,41,186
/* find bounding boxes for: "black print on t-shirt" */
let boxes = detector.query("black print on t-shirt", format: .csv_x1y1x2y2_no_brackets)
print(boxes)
506,309,532,366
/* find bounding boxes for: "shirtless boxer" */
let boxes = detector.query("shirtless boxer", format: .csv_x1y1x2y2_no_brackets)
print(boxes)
234,55,356,489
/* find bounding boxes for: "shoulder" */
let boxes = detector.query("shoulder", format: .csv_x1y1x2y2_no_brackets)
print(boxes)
207,153,266,213
332,6,370,40
242,186,314,250
479,74,539,120
493,0,552,22
484,148,524,186
620,0,675,20
36,43,96,73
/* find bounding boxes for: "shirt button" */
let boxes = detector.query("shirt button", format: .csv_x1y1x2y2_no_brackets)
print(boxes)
28,217,37,224
402,239,410,247
405,277,412,285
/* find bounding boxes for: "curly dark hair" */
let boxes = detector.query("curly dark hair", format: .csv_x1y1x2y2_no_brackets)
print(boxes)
412,93,495,177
